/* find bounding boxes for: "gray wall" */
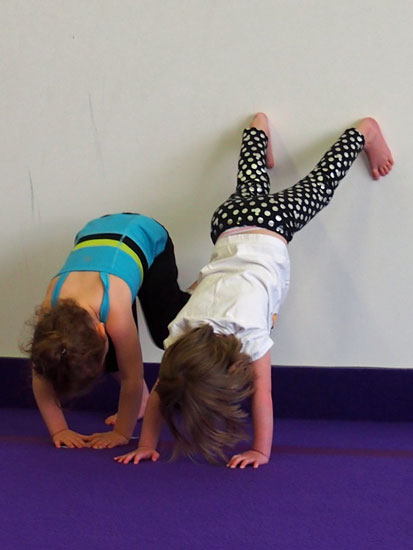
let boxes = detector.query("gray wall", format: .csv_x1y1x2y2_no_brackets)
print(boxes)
1,1,412,367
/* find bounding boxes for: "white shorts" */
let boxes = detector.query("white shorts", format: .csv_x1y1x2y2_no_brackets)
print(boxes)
165,233,290,361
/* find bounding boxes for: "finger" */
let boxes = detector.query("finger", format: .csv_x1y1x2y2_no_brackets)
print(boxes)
72,436,87,446
54,440,61,448
73,433,90,439
115,453,134,464
239,458,251,469
152,453,159,462
229,457,243,469
253,460,260,469
226,454,240,468
133,455,143,464
113,455,125,462
91,437,105,447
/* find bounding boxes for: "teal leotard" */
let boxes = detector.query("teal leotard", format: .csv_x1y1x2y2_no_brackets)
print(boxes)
51,213,168,322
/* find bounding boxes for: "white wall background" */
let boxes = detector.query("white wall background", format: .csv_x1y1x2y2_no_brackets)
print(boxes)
1,0,412,367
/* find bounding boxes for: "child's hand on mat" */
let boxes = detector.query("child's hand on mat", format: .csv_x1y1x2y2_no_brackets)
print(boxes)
88,430,129,449
226,450,269,469
52,429,90,449
113,446,160,464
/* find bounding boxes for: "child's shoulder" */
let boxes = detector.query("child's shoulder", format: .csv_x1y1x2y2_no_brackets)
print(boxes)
107,275,133,314
42,278,58,308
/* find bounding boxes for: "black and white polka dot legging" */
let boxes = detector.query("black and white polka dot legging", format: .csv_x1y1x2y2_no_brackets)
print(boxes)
210,127,365,244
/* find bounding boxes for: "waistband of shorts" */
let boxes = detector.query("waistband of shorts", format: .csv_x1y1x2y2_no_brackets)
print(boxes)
215,232,289,252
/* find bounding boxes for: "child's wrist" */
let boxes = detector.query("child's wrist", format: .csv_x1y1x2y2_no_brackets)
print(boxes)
251,448,270,459
51,427,69,438
138,444,156,451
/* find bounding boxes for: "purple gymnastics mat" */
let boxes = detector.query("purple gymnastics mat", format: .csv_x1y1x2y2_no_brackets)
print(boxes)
1,408,412,550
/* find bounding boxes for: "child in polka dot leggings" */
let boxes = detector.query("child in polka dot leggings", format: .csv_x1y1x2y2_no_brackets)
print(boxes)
115,114,393,469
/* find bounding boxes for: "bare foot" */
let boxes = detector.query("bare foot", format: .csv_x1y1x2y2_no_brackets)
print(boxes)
250,112,274,169
104,381,150,425
356,118,394,180
105,413,117,426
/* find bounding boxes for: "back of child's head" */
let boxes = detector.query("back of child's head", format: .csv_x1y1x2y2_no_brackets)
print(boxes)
27,299,107,399
157,323,253,463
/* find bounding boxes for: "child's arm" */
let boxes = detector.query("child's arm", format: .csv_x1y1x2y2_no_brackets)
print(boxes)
32,373,90,448
227,351,273,469
88,300,144,449
114,381,163,464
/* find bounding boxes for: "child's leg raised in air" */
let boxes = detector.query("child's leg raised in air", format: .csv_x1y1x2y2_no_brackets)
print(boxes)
250,113,274,168
260,117,394,242
234,119,272,198
210,113,275,242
